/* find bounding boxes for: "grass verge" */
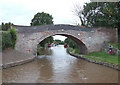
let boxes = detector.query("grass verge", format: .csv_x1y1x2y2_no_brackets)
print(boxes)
67,47,119,65
84,51,119,65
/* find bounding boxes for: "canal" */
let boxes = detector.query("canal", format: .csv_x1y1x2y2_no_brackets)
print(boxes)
2,45,118,83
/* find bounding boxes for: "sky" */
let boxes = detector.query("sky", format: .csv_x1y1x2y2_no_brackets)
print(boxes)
0,0,90,41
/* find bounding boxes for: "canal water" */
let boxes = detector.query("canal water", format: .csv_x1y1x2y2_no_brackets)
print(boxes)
2,45,118,83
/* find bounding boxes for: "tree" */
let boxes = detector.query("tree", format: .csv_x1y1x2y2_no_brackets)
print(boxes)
30,12,53,26
73,4,86,26
74,2,120,43
74,2,120,28
31,12,54,47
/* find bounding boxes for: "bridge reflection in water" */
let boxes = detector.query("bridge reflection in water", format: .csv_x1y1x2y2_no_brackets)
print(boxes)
3,45,118,83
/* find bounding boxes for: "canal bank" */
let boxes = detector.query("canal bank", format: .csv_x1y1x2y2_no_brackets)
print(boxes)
2,48,35,69
67,50,119,71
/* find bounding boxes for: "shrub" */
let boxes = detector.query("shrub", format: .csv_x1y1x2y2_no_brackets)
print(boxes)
2,31,12,49
2,26,17,50
8,26,17,48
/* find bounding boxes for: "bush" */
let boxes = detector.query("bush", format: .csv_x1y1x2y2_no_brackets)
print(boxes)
2,31,12,49
8,26,17,48
2,26,17,50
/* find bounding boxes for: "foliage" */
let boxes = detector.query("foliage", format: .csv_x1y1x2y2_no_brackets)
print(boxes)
64,38,78,49
0,25,1,30
1,22,14,31
2,31,12,49
67,47,74,52
54,39,61,44
2,26,17,49
67,46,79,54
30,12,53,26
75,48,79,54
84,51,119,65
39,36,53,47
37,47,40,55
54,39,64,45
8,26,17,48
75,2,120,28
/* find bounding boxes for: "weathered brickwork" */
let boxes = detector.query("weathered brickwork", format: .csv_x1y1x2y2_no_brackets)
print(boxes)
15,24,117,55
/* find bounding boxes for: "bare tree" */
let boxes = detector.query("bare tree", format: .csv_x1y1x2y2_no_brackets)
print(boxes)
73,4,86,26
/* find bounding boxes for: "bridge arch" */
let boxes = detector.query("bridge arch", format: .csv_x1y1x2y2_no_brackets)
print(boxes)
37,33,88,54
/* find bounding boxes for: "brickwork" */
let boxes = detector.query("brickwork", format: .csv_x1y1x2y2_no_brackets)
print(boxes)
15,24,117,55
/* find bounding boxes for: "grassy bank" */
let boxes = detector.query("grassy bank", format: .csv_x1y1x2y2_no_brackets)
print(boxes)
67,46,79,54
84,51,119,65
67,47,119,65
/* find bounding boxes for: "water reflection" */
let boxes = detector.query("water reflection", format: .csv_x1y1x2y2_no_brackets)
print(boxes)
2,45,118,83
36,57,53,83
38,47,53,56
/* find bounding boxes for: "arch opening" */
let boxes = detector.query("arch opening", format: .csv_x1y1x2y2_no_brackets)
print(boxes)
37,34,88,54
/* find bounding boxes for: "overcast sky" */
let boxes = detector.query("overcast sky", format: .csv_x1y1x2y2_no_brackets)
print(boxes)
0,0,90,41
0,0,90,25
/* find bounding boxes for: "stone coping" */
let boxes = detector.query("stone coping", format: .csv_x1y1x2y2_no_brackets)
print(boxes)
69,51,120,71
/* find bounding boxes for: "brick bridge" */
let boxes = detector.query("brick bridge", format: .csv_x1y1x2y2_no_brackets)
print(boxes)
15,24,117,55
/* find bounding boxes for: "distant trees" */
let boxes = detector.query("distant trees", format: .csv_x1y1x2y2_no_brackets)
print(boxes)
30,12,53,26
54,39,64,45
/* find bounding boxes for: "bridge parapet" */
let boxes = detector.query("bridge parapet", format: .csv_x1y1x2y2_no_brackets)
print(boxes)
15,24,97,33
